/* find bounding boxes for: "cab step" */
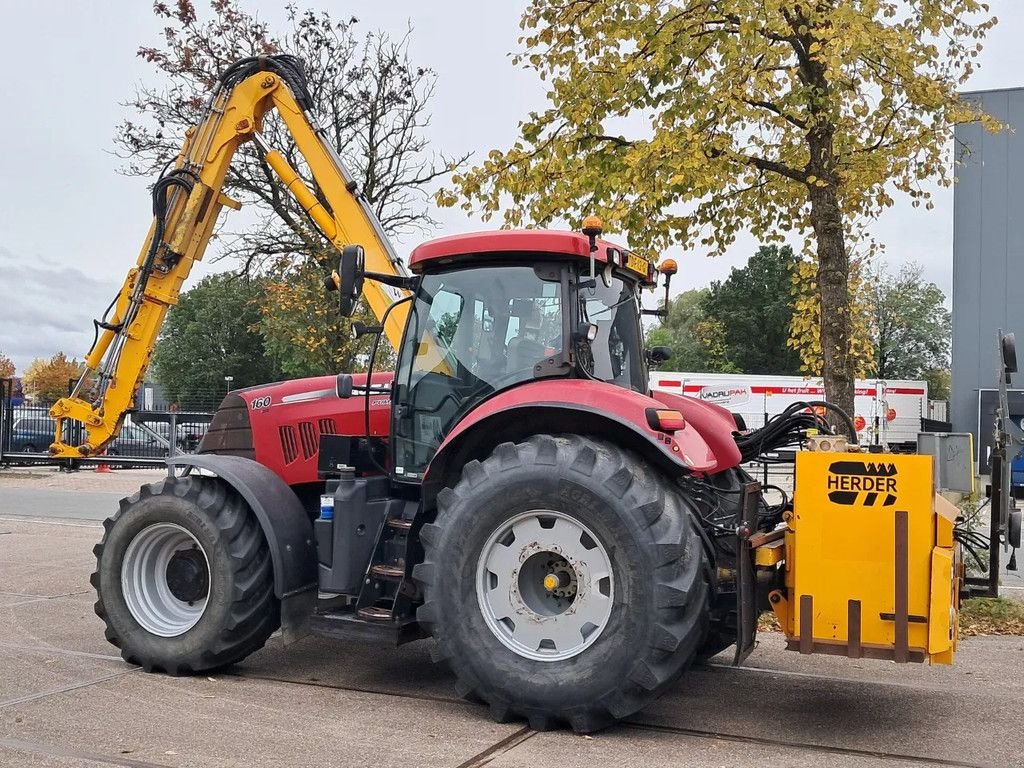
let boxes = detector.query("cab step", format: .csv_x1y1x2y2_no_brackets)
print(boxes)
369,563,405,580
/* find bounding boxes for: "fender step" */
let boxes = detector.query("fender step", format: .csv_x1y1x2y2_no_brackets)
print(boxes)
309,607,425,646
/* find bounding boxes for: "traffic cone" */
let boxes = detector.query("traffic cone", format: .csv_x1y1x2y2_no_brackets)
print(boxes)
96,452,113,473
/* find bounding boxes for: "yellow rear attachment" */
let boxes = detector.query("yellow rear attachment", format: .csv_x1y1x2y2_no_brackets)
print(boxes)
766,451,960,664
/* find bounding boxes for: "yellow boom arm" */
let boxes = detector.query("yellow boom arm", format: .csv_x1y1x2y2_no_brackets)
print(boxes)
50,57,410,458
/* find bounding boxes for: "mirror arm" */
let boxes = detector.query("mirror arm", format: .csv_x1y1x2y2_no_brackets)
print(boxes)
364,271,419,290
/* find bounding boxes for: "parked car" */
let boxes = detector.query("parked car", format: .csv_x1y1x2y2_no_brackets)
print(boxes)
9,416,169,457
105,423,170,458
9,416,57,453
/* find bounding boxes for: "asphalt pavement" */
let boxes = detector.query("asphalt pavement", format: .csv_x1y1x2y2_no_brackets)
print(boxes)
1,469,1023,767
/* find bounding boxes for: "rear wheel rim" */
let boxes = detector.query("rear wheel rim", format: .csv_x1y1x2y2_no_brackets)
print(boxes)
121,523,210,637
476,510,614,662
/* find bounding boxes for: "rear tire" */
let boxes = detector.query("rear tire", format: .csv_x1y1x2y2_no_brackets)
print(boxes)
414,435,710,733
91,475,280,674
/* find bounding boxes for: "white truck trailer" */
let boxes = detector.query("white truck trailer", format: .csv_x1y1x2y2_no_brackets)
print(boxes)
650,372,935,450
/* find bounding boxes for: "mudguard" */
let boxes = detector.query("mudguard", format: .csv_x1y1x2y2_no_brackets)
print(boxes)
649,389,743,471
167,454,317,641
422,379,726,503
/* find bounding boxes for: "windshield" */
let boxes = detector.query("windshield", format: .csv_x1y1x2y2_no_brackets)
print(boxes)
392,265,564,479
577,268,647,393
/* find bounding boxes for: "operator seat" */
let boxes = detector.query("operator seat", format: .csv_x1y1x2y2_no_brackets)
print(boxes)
506,301,546,377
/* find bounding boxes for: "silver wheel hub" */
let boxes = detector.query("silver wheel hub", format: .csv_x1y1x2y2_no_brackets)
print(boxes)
476,510,614,662
121,523,209,637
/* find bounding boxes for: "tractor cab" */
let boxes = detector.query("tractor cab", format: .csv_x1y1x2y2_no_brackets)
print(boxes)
336,226,675,482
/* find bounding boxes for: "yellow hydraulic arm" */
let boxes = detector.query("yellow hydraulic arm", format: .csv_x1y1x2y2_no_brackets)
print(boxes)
50,56,410,459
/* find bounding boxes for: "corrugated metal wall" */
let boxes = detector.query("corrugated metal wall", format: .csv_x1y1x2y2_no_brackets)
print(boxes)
952,88,1024,440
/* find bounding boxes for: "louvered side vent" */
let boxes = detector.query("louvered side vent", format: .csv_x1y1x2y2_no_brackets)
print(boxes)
318,418,337,435
279,425,299,464
298,421,318,460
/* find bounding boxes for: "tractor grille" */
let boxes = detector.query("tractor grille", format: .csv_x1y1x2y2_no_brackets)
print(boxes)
279,425,299,464
198,394,254,459
298,421,318,459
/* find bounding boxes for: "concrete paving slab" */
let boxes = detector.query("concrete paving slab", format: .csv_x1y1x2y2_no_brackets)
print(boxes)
1,592,114,658
714,631,1024,693
490,725,898,768
0,593,45,608
3,507,1023,767
0,488,122,522
0,646,124,707
0,468,166,494
237,633,459,702
0,516,101,568
0,562,94,597
0,667,521,768
639,652,1024,767
0,743,113,767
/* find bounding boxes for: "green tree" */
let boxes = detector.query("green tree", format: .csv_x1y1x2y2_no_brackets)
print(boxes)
869,262,951,380
701,245,803,375
646,288,712,370
924,368,951,401
445,0,998,418
153,274,282,408
258,258,388,378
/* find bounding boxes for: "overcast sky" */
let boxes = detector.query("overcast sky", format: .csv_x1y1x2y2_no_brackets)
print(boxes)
0,1,1022,374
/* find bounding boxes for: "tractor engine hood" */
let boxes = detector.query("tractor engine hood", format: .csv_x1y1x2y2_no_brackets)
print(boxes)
199,372,394,486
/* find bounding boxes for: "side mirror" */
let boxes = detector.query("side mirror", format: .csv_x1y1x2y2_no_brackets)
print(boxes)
337,245,365,318
336,373,354,399
647,346,672,365
1003,332,1017,376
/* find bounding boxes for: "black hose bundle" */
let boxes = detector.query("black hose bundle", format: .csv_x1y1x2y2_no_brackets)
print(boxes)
216,54,313,111
954,508,991,571
733,400,857,463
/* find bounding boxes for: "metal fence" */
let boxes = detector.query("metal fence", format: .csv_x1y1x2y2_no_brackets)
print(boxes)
0,379,214,468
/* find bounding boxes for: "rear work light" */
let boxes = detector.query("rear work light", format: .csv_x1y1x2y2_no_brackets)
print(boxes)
646,408,686,432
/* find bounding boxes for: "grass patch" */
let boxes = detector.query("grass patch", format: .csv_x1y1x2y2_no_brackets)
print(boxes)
757,612,781,632
959,597,1024,636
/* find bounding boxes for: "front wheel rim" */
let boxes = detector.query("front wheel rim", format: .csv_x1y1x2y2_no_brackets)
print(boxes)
476,510,614,662
121,523,210,637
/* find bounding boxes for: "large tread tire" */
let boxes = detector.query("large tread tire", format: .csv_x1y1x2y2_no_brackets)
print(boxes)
91,474,280,674
414,434,710,733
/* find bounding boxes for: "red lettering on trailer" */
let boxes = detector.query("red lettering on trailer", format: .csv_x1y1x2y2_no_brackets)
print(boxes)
678,384,924,396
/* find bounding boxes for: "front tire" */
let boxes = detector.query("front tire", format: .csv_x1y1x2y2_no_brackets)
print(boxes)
91,475,280,674
414,435,710,732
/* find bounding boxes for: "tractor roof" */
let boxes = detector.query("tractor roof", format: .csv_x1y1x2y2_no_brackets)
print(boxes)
408,230,655,282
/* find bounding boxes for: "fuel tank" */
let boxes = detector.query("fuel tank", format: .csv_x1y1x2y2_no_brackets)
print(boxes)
199,373,394,486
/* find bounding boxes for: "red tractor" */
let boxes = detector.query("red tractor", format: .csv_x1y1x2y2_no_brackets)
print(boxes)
66,55,957,735
93,225,776,732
